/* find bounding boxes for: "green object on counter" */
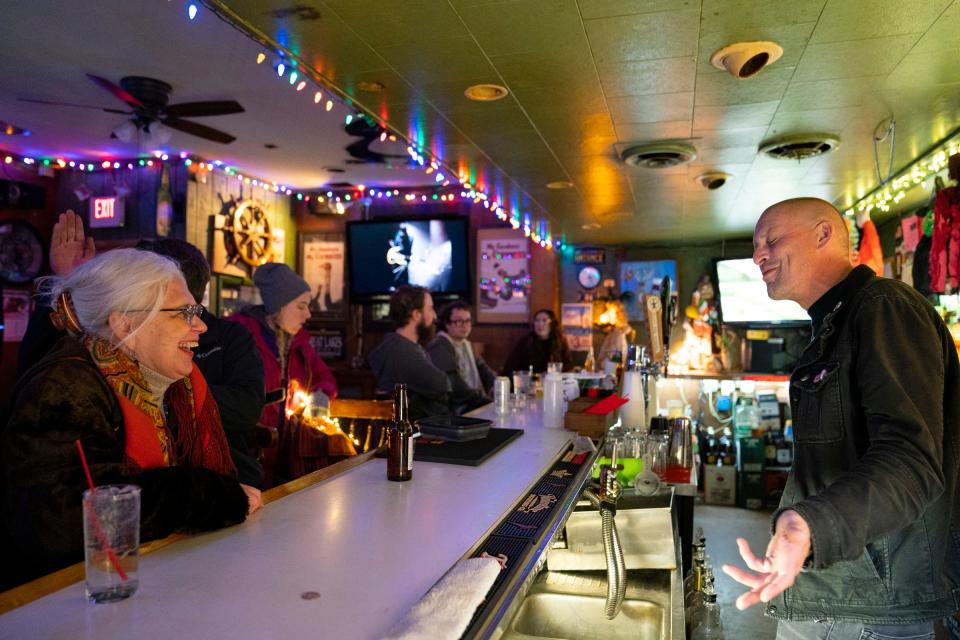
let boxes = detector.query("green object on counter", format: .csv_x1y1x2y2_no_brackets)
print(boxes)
592,457,643,486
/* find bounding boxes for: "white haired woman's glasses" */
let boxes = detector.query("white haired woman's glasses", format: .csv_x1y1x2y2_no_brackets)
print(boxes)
129,304,205,327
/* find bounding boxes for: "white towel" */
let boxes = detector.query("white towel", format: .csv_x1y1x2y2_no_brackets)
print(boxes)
383,557,503,640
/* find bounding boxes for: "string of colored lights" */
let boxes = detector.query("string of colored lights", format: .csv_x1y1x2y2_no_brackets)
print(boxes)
845,126,960,218
2,0,565,251
0,146,560,250
209,0,561,250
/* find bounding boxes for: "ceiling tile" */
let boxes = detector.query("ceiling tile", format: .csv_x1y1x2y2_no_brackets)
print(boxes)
608,92,694,124
458,0,586,56
809,0,951,43
323,0,469,48
584,9,700,64
694,66,794,107
700,0,826,31
579,0,700,20
693,100,779,130
692,126,770,149
615,120,693,142
766,106,860,137
884,48,960,89
376,37,497,86
694,145,760,164
912,1,960,54
793,34,919,82
597,57,697,97
778,76,885,111
491,49,598,92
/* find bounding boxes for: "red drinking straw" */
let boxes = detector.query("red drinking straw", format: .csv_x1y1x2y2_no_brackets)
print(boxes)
75,439,128,581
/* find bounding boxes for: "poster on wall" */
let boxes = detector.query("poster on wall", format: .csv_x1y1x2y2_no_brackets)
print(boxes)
310,327,347,360
210,199,275,280
476,228,531,323
561,303,594,352
620,260,677,321
300,233,346,321
3,289,30,342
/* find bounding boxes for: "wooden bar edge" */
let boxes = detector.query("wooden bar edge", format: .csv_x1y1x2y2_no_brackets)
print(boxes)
0,450,380,615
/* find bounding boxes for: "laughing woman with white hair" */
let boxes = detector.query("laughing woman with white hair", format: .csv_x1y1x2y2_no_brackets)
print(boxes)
2,248,253,585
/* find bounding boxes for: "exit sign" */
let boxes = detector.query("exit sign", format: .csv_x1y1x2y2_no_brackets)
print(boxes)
89,196,125,228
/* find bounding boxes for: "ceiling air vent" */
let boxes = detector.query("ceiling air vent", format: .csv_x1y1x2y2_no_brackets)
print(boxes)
620,142,697,169
759,134,840,160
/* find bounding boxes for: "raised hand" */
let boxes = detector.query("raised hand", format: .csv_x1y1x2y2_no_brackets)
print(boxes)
50,209,96,276
721,509,811,610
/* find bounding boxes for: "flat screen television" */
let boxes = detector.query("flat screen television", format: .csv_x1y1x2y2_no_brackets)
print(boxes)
713,257,808,326
346,217,470,302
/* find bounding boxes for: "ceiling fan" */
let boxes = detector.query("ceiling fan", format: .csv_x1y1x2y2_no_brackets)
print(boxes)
20,74,244,144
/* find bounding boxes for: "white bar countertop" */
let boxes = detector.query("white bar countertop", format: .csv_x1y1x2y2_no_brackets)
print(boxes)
0,403,572,640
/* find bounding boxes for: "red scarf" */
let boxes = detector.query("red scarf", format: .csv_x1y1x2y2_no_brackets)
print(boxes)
84,335,236,477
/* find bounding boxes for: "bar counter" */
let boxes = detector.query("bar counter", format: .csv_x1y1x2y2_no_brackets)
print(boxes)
0,404,573,640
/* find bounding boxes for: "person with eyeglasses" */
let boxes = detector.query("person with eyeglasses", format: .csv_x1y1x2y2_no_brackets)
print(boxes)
3,249,253,585
15,212,267,498
426,301,496,415
226,262,338,487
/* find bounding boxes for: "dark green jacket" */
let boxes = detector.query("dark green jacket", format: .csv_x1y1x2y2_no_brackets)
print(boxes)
768,267,960,623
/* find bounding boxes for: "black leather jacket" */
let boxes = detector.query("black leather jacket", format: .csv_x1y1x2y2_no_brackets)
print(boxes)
768,266,960,623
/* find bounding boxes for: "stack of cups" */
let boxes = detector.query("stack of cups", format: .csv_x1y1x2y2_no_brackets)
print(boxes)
494,376,511,414
542,372,565,429
619,369,646,432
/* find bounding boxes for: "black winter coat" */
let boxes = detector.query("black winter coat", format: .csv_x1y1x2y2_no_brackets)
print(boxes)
2,338,249,584
16,305,265,487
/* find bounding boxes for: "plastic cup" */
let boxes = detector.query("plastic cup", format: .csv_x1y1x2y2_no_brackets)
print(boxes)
83,484,140,603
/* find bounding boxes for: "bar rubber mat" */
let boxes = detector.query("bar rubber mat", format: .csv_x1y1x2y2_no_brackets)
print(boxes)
462,451,588,638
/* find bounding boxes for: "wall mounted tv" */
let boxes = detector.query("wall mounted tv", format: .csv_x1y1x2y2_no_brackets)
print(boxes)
346,217,470,302
713,257,808,326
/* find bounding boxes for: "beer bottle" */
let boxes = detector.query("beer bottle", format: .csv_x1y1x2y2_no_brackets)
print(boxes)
387,383,414,481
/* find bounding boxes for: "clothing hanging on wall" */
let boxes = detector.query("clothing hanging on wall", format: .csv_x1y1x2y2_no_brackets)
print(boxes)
929,184,960,294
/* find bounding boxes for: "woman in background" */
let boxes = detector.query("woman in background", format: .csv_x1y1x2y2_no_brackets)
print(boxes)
227,263,338,487
502,309,573,375
3,249,252,585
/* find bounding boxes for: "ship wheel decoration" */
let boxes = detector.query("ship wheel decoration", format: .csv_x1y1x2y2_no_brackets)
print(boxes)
227,200,272,267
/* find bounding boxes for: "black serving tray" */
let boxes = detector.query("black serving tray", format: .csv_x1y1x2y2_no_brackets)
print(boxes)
416,415,492,442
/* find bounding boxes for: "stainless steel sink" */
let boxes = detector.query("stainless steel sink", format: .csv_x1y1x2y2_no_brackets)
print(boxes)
499,570,670,640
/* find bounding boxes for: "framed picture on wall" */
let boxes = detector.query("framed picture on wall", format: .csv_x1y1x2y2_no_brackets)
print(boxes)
476,227,530,324
300,232,346,322
619,260,678,321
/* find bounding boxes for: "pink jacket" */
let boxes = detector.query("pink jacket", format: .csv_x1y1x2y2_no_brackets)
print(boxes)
226,307,337,431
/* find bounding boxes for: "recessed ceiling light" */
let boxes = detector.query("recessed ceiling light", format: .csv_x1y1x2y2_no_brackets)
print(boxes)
581,222,601,230
358,80,386,93
546,180,574,190
464,83,509,102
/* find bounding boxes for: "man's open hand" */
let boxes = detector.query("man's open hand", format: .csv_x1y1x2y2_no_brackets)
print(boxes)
721,509,811,610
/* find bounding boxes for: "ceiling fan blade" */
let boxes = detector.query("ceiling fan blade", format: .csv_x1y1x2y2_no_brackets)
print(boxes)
163,117,236,144
86,73,143,108
18,98,128,114
164,100,244,118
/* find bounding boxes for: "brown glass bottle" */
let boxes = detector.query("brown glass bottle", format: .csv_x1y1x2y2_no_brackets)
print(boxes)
387,383,414,481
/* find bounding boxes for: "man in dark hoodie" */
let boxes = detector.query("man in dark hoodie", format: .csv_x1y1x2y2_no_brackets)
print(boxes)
368,285,450,421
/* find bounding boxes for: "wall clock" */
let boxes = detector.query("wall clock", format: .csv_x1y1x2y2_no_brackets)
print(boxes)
0,219,44,284
578,265,601,289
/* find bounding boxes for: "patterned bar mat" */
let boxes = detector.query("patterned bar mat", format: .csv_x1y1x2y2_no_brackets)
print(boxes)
462,451,589,638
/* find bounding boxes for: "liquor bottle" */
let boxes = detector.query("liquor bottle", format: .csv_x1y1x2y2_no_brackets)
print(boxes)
387,383,414,481
691,589,724,639
776,429,793,466
156,163,172,237
764,427,778,468
584,344,596,372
